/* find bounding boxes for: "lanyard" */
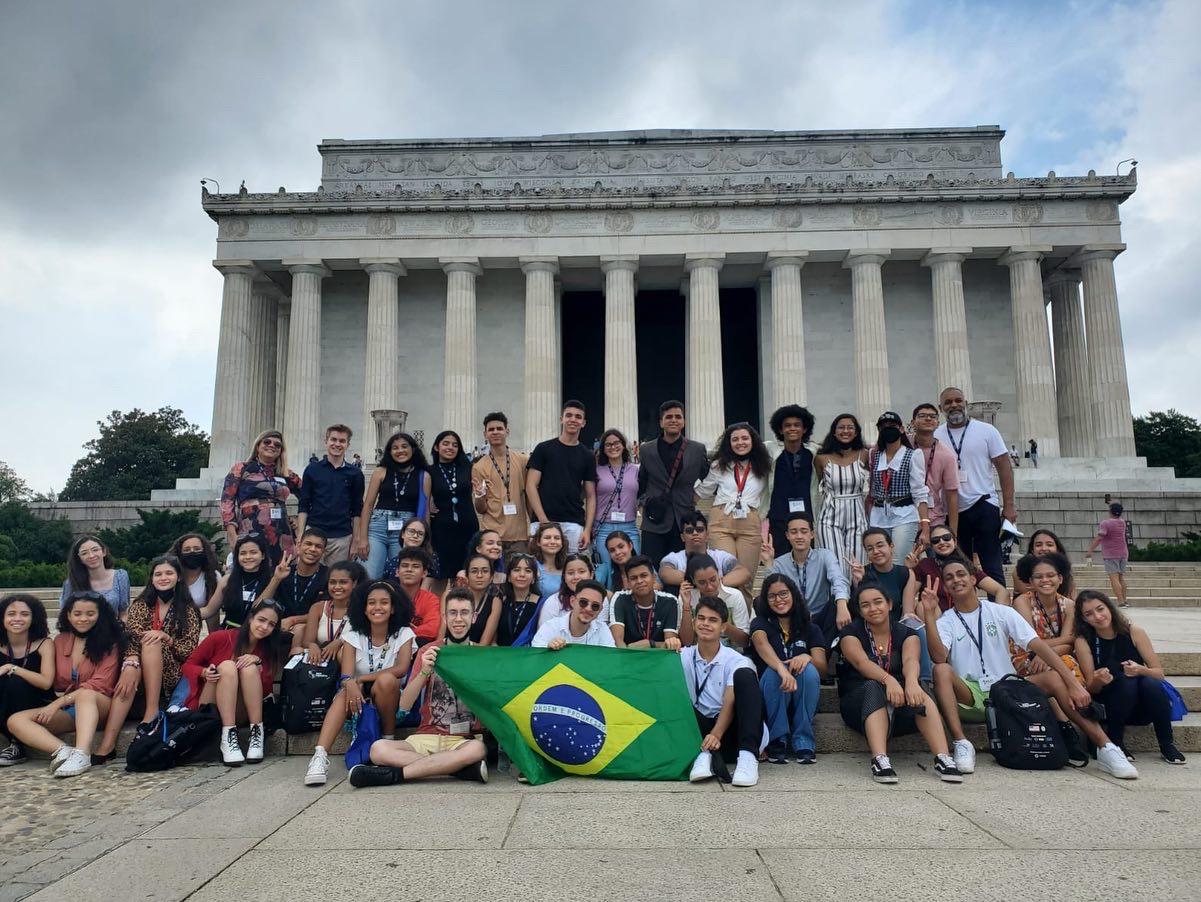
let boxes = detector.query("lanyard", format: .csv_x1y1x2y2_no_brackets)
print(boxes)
507,598,532,640
488,451,512,501
792,554,810,596
693,654,718,700
599,463,628,522
324,600,346,643
946,422,970,470
638,602,656,643
870,628,893,672
292,569,320,609
732,462,751,511
1033,595,1061,638
366,635,393,673
921,438,938,476
954,608,988,676
392,468,414,505
151,601,166,632
788,448,804,482
438,463,460,522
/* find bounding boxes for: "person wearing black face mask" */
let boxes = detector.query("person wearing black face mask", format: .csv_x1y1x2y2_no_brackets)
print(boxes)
93,554,202,763
170,533,222,632
864,412,930,565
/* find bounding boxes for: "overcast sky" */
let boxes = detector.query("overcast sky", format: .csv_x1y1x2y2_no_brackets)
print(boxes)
1,0,1198,492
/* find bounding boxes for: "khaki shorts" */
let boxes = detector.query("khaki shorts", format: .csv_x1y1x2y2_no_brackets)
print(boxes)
405,733,474,756
957,677,988,723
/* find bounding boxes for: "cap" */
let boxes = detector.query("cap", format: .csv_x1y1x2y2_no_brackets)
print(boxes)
876,411,903,426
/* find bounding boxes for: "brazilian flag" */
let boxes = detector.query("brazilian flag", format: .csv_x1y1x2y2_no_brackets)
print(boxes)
435,645,701,785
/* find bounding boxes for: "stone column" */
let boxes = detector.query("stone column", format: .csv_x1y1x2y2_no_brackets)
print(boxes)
1046,270,1094,457
521,257,560,449
844,251,892,441
756,275,774,428
274,299,290,429
921,248,974,399
282,259,330,465
999,246,1060,457
684,254,725,447
361,258,406,456
600,256,639,442
766,252,808,407
1077,245,1136,456
440,258,482,441
208,260,257,473
246,279,278,438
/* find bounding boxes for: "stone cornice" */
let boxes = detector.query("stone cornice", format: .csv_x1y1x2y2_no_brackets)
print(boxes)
201,171,1136,219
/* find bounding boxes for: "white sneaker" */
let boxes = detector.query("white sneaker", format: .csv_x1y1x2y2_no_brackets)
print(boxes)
54,748,91,778
305,747,330,786
1097,742,1139,779
689,751,714,783
953,738,976,774
246,723,265,763
731,751,759,787
48,744,72,774
220,727,245,766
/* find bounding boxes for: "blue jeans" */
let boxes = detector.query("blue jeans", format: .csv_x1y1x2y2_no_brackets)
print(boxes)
366,509,416,579
761,664,821,753
873,519,919,565
593,521,641,588
900,618,934,683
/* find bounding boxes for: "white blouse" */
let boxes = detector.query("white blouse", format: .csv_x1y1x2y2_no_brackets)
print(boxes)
695,461,767,518
341,627,416,677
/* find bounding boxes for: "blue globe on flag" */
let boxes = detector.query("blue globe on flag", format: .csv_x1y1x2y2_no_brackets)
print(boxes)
530,684,607,765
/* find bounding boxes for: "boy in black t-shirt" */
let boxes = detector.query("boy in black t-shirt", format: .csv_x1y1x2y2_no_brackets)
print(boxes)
609,556,680,649
526,400,598,553
261,528,330,644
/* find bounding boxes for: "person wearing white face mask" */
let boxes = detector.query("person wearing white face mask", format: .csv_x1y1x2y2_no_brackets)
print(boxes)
932,387,1016,584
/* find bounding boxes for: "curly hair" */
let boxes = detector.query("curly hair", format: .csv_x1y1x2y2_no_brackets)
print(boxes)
348,580,414,636
710,422,771,478
58,592,124,663
768,405,815,443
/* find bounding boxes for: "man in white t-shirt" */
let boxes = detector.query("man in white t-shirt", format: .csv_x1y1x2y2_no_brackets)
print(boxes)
531,580,615,648
658,510,752,592
932,386,1015,584
682,596,761,787
921,558,1137,779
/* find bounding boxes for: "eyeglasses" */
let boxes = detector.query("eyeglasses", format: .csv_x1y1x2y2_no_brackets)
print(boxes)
603,440,624,448
403,528,425,537
576,599,604,612
467,567,492,576
681,526,705,535
767,590,792,602
260,438,282,449
914,413,939,421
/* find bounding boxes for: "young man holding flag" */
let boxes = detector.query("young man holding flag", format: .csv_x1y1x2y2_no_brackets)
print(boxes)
348,589,488,787
682,596,762,787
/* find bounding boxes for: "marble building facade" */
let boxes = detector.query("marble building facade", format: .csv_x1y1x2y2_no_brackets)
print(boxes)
163,126,1144,495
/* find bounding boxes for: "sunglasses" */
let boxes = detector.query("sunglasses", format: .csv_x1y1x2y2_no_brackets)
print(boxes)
681,525,705,535
260,438,283,449
931,534,955,544
576,599,604,612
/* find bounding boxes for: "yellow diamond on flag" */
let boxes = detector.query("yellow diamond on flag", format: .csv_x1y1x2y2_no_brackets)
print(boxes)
501,662,656,775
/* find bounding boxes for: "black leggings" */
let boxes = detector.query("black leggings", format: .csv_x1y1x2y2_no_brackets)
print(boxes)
0,674,55,741
1099,673,1174,751
694,668,763,763
839,680,923,738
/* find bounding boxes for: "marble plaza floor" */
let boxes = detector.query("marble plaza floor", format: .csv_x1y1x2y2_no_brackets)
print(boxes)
2,751,1199,902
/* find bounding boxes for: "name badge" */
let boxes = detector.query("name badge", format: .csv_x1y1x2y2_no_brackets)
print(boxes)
978,674,995,692
788,499,806,513
387,517,404,532
502,503,518,516
610,511,627,522
448,720,472,736
242,588,256,602
269,507,283,521
274,476,287,484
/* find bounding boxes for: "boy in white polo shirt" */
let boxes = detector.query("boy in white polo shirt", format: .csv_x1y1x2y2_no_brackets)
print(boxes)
921,558,1137,779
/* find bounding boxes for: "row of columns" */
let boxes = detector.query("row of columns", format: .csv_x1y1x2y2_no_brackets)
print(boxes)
208,244,1136,469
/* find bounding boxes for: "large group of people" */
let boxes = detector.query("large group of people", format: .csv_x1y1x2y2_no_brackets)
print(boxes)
0,390,1186,788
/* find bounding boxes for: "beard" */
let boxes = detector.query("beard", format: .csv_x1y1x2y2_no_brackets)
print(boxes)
946,409,967,427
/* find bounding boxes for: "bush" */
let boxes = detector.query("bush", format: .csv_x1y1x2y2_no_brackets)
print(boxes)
0,501,73,564
1130,531,1201,562
0,559,149,591
98,508,221,562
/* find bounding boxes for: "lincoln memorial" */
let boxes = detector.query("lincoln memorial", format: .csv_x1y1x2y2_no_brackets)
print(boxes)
163,126,1144,495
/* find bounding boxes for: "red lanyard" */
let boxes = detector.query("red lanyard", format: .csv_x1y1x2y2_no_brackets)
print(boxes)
880,468,892,495
640,603,656,643
151,602,165,632
325,601,347,643
733,463,751,510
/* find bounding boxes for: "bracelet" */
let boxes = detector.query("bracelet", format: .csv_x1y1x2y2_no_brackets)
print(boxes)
919,518,931,523
420,669,433,677
122,660,141,670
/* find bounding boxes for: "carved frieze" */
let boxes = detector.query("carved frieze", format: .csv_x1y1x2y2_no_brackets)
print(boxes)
1013,201,1044,224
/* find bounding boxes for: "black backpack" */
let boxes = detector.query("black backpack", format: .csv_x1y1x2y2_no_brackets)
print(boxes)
125,705,223,772
281,658,339,734
985,675,1069,770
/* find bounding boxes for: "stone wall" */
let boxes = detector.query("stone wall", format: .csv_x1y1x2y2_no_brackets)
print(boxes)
26,499,224,538
1016,492,1201,555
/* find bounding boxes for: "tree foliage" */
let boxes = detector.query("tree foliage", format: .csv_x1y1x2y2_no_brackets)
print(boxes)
0,501,73,565
0,460,31,504
59,407,209,502
1133,410,1201,478
98,508,220,562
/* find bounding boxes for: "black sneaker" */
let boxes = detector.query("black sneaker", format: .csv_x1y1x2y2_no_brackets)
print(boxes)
765,742,788,764
0,742,25,766
793,749,816,765
348,764,404,788
871,755,898,784
452,760,489,783
933,755,964,783
1161,743,1186,765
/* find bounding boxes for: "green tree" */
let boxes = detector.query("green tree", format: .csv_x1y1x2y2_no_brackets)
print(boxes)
59,407,209,502
98,508,220,562
1133,409,1201,478
0,501,73,564
0,460,31,504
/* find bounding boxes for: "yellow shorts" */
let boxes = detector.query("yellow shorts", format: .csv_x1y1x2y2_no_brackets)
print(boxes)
404,733,473,756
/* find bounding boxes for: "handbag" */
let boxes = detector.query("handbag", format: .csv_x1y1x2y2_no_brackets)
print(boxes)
644,443,687,526
125,704,223,772
345,700,382,768
1163,679,1188,722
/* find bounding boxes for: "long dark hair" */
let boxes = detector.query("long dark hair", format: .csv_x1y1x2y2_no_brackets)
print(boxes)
431,430,469,468
66,535,114,594
233,600,286,670
817,413,866,455
1026,529,1068,556
502,552,541,602
170,532,220,601
874,423,914,453
1073,589,1132,642
595,428,632,466
58,591,124,663
379,431,429,476
226,533,271,611
754,574,812,636
348,580,413,636
711,422,771,478
0,593,50,645
135,554,201,638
